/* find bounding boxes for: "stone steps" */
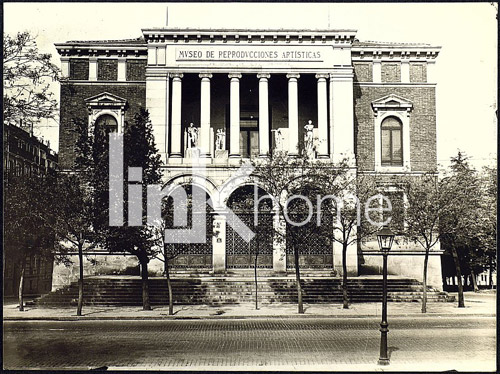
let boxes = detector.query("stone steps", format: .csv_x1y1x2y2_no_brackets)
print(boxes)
36,276,451,306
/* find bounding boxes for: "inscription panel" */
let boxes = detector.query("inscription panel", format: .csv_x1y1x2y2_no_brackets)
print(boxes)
165,45,337,69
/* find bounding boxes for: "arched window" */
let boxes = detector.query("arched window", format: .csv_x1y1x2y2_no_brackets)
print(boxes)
381,117,403,166
95,114,118,135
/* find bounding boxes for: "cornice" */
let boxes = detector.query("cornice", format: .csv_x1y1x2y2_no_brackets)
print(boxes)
352,47,440,62
55,44,147,58
142,28,357,45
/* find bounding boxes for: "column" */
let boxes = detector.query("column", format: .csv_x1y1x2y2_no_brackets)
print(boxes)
330,68,355,163
199,73,212,157
316,73,329,158
257,73,270,157
146,73,169,162
170,73,183,158
228,73,242,158
287,73,300,155
212,213,227,274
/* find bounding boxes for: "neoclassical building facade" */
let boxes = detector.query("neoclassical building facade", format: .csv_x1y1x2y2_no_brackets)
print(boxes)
53,27,443,290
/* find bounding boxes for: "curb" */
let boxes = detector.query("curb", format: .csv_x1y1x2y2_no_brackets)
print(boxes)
4,313,495,321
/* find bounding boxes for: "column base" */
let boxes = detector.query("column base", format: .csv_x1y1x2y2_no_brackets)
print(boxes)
317,154,330,159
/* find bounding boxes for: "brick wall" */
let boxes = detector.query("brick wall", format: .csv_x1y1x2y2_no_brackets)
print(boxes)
353,62,373,82
410,63,427,83
59,83,146,169
126,60,147,81
354,85,437,172
69,59,89,80
381,63,401,83
97,59,118,81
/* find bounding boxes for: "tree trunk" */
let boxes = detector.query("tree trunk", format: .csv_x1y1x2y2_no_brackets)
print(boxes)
342,244,349,309
140,258,152,310
422,252,429,313
254,253,259,310
451,247,465,307
489,255,493,289
470,269,479,292
294,248,304,314
18,259,26,312
165,257,173,315
77,243,84,316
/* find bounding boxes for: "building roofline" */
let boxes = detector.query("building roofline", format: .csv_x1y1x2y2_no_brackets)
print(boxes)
141,27,358,34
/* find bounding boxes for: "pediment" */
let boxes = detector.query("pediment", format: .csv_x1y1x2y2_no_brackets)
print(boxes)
85,92,127,108
371,94,413,113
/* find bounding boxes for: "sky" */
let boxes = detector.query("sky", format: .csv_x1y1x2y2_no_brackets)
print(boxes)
4,2,498,169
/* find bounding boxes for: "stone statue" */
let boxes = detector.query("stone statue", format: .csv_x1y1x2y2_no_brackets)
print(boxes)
186,122,199,149
272,129,283,150
215,129,226,151
304,120,314,158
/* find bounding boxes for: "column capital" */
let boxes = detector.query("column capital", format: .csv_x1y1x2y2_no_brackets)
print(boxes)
170,72,184,80
228,72,242,80
315,73,329,80
257,73,271,80
199,72,213,80
286,73,300,80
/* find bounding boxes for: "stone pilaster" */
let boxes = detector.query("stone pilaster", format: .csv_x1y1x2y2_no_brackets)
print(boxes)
117,57,127,82
146,73,169,162
89,57,98,81
170,73,183,158
330,68,355,162
212,213,227,273
316,73,329,158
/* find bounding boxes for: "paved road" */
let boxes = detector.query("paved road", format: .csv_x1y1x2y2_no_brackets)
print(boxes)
4,317,496,370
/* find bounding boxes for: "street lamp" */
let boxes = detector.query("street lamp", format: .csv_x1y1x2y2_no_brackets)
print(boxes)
377,226,395,365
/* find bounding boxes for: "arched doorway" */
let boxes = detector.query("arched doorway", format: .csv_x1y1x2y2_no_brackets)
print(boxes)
226,185,273,269
164,185,213,269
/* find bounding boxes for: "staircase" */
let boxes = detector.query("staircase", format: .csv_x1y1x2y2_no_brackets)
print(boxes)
36,275,452,307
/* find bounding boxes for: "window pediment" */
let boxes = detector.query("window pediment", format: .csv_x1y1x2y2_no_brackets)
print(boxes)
85,92,127,111
371,94,413,114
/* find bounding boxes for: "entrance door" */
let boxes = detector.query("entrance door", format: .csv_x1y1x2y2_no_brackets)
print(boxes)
240,129,259,158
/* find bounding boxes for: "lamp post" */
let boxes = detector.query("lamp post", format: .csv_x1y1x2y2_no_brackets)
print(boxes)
377,226,395,366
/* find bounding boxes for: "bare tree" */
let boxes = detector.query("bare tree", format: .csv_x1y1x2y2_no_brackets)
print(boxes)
3,32,60,126
253,149,347,313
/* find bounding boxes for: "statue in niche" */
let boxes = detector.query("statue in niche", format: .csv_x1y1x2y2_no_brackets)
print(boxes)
186,122,199,149
271,129,283,150
304,120,314,158
215,129,226,151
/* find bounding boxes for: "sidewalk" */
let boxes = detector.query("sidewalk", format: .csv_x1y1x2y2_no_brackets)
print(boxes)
4,291,495,321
